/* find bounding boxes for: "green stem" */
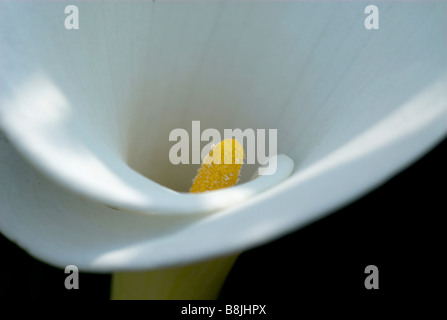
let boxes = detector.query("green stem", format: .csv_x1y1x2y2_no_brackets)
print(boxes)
111,254,239,300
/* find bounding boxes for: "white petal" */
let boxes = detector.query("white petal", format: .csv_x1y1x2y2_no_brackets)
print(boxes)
0,1,446,271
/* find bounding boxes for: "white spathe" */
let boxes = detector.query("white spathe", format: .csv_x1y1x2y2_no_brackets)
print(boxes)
0,1,446,271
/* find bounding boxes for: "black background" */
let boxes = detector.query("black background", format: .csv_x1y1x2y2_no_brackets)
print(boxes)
0,137,444,303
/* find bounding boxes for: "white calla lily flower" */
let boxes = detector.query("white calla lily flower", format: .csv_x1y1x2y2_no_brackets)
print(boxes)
0,0,446,286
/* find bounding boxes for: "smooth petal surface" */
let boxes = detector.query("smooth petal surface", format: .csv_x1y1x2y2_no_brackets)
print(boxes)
1,1,446,271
